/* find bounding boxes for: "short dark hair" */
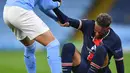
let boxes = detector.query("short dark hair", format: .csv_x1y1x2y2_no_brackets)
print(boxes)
96,13,112,27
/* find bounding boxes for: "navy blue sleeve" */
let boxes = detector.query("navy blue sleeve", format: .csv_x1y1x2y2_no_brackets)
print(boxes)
53,8,95,31
113,38,124,73
115,60,124,73
113,38,123,60
68,19,95,32
53,8,81,28
103,35,123,60
103,36,124,73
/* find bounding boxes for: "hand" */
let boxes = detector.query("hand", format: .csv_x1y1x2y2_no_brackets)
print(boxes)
53,0,62,6
57,21,70,27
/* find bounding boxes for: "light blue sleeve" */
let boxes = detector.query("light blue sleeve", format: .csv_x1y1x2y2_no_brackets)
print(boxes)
38,0,59,10
38,5,58,21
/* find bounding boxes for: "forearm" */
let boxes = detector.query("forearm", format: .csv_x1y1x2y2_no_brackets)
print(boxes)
38,0,60,10
53,8,68,23
39,6,58,21
115,60,124,73
53,8,80,29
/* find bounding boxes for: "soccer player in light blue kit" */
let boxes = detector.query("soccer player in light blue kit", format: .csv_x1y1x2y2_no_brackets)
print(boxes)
3,0,62,73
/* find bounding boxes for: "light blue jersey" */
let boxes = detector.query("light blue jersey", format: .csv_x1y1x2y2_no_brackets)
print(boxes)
5,0,59,21
6,0,59,10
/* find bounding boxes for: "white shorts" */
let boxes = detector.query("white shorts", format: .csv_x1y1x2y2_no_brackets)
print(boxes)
3,6,49,40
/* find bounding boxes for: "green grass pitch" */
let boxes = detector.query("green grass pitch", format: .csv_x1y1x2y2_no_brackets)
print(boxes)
0,51,129,73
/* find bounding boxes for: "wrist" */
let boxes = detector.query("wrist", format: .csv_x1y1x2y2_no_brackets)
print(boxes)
57,2,61,7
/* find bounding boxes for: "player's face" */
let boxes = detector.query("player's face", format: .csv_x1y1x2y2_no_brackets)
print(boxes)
94,23,109,39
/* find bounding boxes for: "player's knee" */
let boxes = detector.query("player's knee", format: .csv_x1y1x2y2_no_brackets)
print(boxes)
54,38,60,46
92,46,107,67
61,43,75,62
96,46,107,57
49,38,60,47
62,43,75,56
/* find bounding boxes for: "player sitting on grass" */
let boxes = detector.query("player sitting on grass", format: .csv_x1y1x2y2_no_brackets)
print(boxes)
53,8,124,73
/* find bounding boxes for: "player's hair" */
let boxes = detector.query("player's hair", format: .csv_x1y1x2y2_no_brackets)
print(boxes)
96,13,112,27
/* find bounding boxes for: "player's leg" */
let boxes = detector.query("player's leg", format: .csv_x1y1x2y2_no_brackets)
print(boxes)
61,43,90,73
35,30,62,73
21,11,61,73
18,8,61,73
87,46,108,73
61,43,89,73
72,49,81,66
72,57,90,73
72,48,90,73
61,43,76,73
3,6,37,73
3,6,61,73
20,37,36,73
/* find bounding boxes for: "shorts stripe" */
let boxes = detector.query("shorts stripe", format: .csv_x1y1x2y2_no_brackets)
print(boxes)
62,63,73,66
90,62,101,69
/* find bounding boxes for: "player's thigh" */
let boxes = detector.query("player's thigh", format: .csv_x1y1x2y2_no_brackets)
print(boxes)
3,6,15,30
72,57,89,73
3,6,30,40
34,30,55,46
3,6,25,28
73,49,81,66
3,6,27,41
8,6,54,44
15,7,55,46
3,6,53,46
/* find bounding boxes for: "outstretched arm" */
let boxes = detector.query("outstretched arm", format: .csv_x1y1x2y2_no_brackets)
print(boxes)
38,0,61,11
38,6,58,21
37,0,62,21
53,8,82,29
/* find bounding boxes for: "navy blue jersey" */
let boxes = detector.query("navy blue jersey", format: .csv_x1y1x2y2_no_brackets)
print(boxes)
53,8,124,73
79,20,123,63
75,20,123,73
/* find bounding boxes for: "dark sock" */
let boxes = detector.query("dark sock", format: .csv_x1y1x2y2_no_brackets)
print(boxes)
61,43,75,73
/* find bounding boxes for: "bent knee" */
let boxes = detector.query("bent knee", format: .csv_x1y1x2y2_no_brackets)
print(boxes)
61,43,75,62
62,43,75,55
61,43,81,66
96,46,107,56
